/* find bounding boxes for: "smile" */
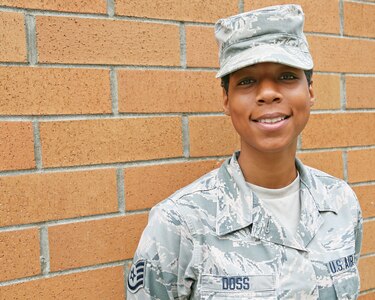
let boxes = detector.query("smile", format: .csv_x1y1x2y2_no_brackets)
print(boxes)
254,116,289,124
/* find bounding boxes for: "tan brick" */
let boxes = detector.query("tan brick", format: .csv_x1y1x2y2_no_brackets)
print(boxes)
189,116,240,157
0,12,26,63
359,256,375,291
245,0,340,34
0,228,40,281
344,2,375,38
186,26,218,68
0,169,118,227
125,160,222,211
359,292,375,300
353,185,375,219
0,267,124,299
116,0,238,23
312,74,341,110
302,113,375,149
49,214,147,271
346,76,375,109
348,149,375,183
0,67,111,115
0,0,106,13
39,117,183,167
297,151,343,179
0,122,35,171
308,36,375,73
118,70,222,113
362,221,375,255
36,16,180,66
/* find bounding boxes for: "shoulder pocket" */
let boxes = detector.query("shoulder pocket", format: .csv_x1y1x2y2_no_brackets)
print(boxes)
200,274,276,300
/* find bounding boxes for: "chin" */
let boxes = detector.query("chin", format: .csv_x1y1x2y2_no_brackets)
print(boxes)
243,137,298,154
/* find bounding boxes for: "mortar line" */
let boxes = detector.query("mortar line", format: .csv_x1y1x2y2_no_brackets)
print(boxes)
339,0,344,36
117,169,125,213
25,14,37,65
345,0,375,6
37,64,218,71
342,151,348,182
238,0,244,13
340,74,347,110
0,259,130,287
179,22,187,69
182,115,190,158
359,288,375,297
297,144,375,153
1,109,375,122
32,120,43,169
39,226,50,274
310,109,375,114
3,61,375,76
3,62,374,76
305,32,375,41
0,7,214,25
297,135,302,151
0,210,150,233
124,264,129,293
0,155,230,178
350,181,375,187
0,111,225,121
1,145,374,177
107,0,115,17
110,67,119,115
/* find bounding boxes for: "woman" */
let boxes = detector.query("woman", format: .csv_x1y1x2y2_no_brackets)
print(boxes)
127,5,362,299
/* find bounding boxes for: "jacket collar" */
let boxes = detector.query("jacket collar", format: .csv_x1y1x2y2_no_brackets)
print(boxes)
215,151,337,249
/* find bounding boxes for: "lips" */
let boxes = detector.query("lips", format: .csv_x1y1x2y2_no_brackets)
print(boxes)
256,116,288,124
252,113,290,124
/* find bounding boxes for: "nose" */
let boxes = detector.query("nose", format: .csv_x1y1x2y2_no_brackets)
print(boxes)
256,79,282,105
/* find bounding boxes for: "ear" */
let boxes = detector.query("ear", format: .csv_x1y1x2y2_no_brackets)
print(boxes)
308,80,315,107
223,88,231,116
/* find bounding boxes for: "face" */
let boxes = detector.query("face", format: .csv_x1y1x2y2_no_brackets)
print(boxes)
223,62,314,154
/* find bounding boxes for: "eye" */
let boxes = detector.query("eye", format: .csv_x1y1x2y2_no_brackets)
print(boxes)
238,78,256,86
280,73,298,80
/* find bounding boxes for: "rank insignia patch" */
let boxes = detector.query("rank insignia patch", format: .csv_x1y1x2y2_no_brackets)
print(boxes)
127,260,146,293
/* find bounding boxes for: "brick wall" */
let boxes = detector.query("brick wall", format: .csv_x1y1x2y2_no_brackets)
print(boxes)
0,0,374,298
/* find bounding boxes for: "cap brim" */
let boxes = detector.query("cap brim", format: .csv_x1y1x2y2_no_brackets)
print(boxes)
216,44,313,78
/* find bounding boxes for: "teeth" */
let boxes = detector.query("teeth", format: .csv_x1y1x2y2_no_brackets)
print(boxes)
257,116,286,124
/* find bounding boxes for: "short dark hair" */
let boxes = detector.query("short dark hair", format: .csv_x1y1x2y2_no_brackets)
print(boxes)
221,69,313,94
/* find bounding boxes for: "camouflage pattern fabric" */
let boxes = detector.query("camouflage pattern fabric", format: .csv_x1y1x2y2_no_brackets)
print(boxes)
215,4,313,78
127,151,362,299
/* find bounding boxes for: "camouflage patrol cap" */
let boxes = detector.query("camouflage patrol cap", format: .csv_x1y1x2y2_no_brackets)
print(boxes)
215,4,313,78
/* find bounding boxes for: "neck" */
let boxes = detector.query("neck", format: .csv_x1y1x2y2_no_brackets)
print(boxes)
238,142,298,189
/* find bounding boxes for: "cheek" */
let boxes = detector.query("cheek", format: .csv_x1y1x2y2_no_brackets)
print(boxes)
229,94,255,114
294,99,312,128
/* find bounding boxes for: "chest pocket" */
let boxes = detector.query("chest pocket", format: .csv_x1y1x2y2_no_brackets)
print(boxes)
199,274,276,300
327,253,360,299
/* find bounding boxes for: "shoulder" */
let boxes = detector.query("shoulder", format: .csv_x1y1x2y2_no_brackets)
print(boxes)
306,165,355,196
155,167,219,209
149,167,220,231
303,164,361,218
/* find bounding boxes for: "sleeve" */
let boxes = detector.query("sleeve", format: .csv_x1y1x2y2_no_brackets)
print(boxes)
126,200,195,300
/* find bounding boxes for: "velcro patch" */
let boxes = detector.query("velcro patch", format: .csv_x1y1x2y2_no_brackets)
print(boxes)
127,260,146,294
327,254,355,275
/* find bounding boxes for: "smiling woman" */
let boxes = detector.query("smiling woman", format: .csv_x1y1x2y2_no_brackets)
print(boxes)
127,4,363,300
224,63,314,173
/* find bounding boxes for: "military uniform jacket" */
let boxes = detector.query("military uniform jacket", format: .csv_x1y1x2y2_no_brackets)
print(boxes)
127,152,363,299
